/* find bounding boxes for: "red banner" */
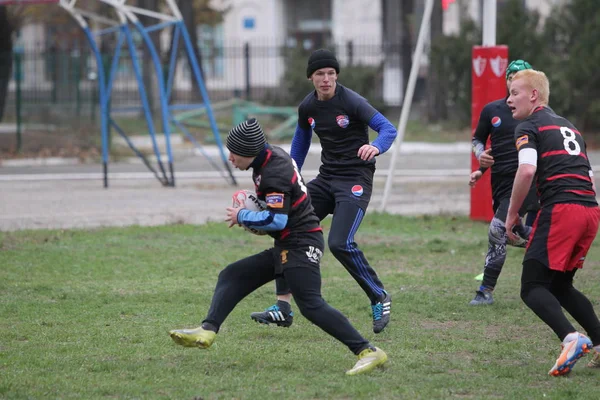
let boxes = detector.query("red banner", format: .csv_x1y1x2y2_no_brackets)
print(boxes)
470,45,509,222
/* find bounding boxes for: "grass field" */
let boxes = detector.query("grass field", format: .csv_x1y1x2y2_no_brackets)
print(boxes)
2,214,600,399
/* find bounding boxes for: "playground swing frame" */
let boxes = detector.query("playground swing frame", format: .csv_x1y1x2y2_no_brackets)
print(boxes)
3,0,236,187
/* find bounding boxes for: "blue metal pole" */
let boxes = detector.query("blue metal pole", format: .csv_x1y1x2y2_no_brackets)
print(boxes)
81,27,109,188
165,23,180,103
123,24,168,185
132,21,175,186
177,21,236,185
105,29,125,102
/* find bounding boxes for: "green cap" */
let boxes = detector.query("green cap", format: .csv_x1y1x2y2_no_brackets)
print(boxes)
506,59,532,80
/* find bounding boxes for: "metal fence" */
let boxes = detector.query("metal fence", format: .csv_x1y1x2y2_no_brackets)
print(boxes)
3,41,410,124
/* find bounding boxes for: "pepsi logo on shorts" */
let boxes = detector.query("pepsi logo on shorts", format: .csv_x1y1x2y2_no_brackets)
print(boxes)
336,115,350,128
351,185,363,197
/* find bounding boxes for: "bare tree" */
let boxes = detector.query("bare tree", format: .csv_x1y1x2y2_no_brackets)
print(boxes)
427,0,447,121
136,0,161,113
400,0,413,97
0,4,70,122
179,0,203,100
0,6,14,122
163,0,224,101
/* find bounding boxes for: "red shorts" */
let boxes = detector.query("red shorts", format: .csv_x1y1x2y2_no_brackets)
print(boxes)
525,203,600,272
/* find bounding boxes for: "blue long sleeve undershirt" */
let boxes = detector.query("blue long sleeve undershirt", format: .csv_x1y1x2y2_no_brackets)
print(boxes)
290,124,312,170
369,112,397,154
237,209,288,231
290,112,396,170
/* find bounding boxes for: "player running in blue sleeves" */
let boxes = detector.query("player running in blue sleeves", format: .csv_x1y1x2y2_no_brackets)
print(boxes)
251,49,397,333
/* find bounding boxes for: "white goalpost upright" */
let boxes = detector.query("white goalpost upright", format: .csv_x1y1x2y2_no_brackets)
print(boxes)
379,0,434,211
380,0,498,213
482,0,497,46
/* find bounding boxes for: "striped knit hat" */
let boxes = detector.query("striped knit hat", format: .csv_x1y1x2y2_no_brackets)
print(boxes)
226,118,266,157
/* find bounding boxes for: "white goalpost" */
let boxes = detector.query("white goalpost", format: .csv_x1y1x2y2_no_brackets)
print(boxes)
380,0,498,212
379,0,434,211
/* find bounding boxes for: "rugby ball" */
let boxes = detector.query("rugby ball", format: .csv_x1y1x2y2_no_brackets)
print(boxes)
232,190,267,235
509,224,530,248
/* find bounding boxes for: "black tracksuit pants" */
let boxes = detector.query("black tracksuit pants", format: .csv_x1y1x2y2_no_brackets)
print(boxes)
203,232,370,355
274,173,385,304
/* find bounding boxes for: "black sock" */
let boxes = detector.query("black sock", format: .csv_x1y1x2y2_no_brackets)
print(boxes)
482,268,501,289
201,322,218,333
277,300,291,315
355,344,376,355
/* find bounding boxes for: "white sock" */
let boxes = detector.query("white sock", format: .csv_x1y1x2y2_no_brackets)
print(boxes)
562,332,579,344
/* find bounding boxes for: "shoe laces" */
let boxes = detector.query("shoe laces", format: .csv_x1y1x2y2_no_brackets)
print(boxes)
476,290,490,299
265,304,292,317
372,302,383,321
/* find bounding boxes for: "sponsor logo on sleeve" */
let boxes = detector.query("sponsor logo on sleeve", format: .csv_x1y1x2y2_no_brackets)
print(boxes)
308,117,315,129
516,135,529,150
266,192,285,208
491,116,501,127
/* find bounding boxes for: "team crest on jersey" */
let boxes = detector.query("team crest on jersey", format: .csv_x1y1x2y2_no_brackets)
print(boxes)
491,116,501,127
516,135,529,150
336,115,350,128
351,185,364,197
308,117,315,129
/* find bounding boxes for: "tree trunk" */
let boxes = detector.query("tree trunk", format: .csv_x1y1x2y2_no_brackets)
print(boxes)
400,0,413,96
138,0,161,114
178,0,204,101
0,6,14,122
426,0,448,122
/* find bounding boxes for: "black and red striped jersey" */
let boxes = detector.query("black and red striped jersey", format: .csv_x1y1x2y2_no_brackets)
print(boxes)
514,106,597,207
252,145,321,245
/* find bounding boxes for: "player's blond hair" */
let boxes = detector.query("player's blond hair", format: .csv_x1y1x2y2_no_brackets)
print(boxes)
511,69,550,105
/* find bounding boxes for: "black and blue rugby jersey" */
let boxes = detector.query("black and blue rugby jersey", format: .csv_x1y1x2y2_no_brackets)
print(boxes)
473,98,520,177
297,84,377,176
